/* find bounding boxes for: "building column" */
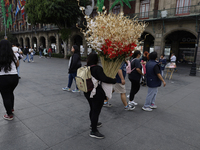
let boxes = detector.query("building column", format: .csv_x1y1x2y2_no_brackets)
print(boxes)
135,0,140,13
154,34,163,57
56,33,60,54
45,35,49,49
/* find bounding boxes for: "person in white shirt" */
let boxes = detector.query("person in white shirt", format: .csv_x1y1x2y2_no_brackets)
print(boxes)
0,40,19,120
12,43,23,79
170,53,176,62
29,46,34,62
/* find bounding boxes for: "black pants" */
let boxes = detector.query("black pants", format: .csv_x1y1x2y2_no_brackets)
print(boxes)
129,79,140,101
0,75,19,115
84,85,105,132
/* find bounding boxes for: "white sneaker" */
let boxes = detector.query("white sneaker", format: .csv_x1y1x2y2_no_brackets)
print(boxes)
142,107,153,111
124,104,135,111
128,100,138,106
149,104,157,109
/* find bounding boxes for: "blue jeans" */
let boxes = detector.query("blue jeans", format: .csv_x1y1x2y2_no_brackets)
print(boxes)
17,60,20,76
49,52,51,58
39,51,42,57
30,54,34,61
144,87,158,108
23,54,29,62
67,73,78,89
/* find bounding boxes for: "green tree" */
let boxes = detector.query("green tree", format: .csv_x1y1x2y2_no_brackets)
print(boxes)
0,31,17,44
25,0,89,56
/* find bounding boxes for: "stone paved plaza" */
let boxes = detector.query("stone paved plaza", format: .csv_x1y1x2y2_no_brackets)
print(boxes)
0,56,200,150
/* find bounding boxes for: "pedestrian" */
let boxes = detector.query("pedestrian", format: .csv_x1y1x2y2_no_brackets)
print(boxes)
16,43,23,79
48,46,52,58
114,62,135,110
128,50,144,106
62,45,82,92
43,48,48,58
140,51,149,86
39,46,43,58
159,54,166,76
0,40,19,120
170,53,176,62
23,46,30,63
142,52,166,111
29,46,34,62
84,53,116,139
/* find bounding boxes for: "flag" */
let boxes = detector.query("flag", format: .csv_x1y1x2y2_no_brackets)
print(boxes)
15,1,21,17
21,6,25,20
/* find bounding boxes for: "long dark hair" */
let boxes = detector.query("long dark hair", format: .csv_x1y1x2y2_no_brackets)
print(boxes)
0,40,17,73
87,53,98,66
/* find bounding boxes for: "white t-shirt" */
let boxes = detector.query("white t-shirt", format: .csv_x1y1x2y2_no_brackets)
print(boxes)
171,55,176,62
0,56,18,75
12,46,18,53
29,48,34,55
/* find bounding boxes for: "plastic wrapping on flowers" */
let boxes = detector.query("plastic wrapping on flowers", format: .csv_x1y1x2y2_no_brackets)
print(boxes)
77,1,148,78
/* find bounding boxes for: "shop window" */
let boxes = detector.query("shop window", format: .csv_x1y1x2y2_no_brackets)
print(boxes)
140,0,150,19
176,0,191,15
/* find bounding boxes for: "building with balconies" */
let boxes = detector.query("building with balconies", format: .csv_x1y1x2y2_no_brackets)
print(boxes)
1,0,200,64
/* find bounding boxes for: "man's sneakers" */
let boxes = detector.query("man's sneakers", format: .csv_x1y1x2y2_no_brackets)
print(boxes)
89,131,104,139
124,104,135,111
90,122,102,129
62,87,71,91
142,107,152,111
128,100,138,106
72,89,80,93
3,114,13,121
103,102,112,107
149,104,157,109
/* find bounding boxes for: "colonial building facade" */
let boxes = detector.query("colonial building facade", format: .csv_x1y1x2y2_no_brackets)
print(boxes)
1,0,200,64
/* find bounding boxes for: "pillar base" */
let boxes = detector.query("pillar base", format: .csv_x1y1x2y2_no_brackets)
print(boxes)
189,62,196,76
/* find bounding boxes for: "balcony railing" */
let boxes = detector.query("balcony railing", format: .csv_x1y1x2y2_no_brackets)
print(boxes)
129,5,200,20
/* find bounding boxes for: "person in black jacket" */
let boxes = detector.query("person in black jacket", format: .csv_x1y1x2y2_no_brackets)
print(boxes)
84,53,116,139
23,46,30,63
128,50,144,106
62,45,81,92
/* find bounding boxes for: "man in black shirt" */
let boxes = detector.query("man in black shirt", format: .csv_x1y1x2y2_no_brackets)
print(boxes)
23,46,30,63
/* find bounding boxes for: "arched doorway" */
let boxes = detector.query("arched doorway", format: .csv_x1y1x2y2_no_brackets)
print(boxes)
25,37,30,48
73,35,83,54
140,32,155,53
49,36,56,53
39,36,46,48
32,37,37,50
19,37,24,51
164,30,196,62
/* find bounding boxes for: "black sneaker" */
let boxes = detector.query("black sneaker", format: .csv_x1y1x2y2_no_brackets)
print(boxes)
89,131,104,139
90,122,102,129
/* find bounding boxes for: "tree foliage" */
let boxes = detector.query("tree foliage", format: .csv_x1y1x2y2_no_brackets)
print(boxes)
0,31,17,44
25,0,89,40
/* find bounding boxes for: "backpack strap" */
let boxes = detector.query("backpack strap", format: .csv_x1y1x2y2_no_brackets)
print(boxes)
130,58,136,72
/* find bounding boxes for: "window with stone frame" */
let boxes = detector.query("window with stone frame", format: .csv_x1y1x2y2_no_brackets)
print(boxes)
112,5,121,15
139,0,150,19
176,0,191,15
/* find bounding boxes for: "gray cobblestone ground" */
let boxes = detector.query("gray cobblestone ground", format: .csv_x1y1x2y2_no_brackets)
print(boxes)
0,56,200,150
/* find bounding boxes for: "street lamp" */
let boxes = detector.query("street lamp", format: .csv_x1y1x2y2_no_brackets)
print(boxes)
189,25,200,76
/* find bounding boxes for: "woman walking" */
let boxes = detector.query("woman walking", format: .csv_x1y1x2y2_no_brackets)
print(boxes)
128,50,144,106
84,53,116,139
0,40,19,120
62,45,81,92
